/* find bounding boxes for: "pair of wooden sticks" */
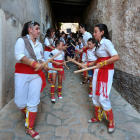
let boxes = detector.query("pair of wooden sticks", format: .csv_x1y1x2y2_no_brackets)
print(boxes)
67,56,97,73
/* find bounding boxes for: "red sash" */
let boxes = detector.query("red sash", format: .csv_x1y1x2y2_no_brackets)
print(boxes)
15,63,46,93
96,57,114,98
52,60,65,81
45,46,55,52
83,48,89,53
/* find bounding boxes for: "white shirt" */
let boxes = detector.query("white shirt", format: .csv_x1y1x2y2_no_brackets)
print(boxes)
96,37,118,58
15,35,45,63
79,43,83,49
76,45,79,50
82,31,92,46
87,48,97,61
44,38,54,47
49,49,65,60
60,37,66,45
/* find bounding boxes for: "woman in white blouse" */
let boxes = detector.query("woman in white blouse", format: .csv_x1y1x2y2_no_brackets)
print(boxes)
87,24,119,133
44,28,55,83
14,21,48,139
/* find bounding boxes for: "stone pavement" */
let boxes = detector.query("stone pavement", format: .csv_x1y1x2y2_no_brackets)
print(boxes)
0,63,140,140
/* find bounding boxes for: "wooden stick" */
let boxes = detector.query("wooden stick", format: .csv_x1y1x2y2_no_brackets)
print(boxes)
74,66,97,73
67,57,83,67
64,64,69,69
47,68,63,71
35,52,62,71
65,49,70,54
65,60,71,63
71,43,78,50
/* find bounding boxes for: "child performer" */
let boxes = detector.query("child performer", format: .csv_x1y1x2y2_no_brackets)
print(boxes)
82,38,97,97
49,40,65,102
44,28,55,84
87,24,119,133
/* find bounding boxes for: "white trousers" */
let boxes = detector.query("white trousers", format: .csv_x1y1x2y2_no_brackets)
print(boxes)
44,51,52,73
14,73,42,112
92,69,114,111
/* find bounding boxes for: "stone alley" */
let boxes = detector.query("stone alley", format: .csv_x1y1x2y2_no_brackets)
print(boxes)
0,63,140,140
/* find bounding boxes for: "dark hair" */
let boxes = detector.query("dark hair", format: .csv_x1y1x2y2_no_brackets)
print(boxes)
55,30,60,39
21,21,40,36
95,24,110,40
55,40,63,47
45,28,55,38
61,31,65,35
80,24,87,31
88,38,98,47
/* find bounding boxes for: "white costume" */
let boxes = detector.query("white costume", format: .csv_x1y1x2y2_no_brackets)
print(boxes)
49,49,65,73
14,34,45,112
92,37,118,111
87,48,97,62
44,37,54,74
82,31,92,62
60,37,66,45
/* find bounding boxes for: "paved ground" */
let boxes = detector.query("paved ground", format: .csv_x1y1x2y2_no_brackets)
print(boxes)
0,63,140,140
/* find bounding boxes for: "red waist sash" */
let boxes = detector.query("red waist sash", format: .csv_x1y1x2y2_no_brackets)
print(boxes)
96,57,114,98
45,46,55,52
83,48,89,53
52,60,65,81
15,63,46,92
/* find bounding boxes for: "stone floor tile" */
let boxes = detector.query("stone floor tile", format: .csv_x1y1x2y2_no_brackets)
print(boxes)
114,110,133,122
0,132,14,140
8,111,23,121
89,123,101,133
79,116,90,129
35,113,46,125
40,133,53,140
116,122,140,136
95,128,125,140
121,104,140,119
0,120,14,131
14,120,26,138
34,125,54,133
52,111,72,120
55,126,69,137
68,123,83,132
63,117,78,125
47,114,61,125
53,102,63,109
69,132,82,140
82,132,101,140
128,135,140,140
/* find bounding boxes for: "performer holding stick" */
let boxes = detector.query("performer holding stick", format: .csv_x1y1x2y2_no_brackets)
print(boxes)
44,28,55,84
79,24,92,84
88,24,119,134
48,40,66,103
14,21,48,139
82,38,97,98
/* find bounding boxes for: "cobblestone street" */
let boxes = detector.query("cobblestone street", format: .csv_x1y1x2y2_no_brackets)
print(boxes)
0,63,140,140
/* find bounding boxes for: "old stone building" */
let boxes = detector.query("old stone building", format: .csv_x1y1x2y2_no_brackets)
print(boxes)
0,0,140,113
83,0,140,112
0,0,53,109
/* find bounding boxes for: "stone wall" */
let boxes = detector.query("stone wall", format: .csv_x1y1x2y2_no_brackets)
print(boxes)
0,0,53,109
83,0,140,112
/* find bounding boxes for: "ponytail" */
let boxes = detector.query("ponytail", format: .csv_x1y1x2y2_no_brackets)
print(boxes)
95,24,110,40
21,21,40,37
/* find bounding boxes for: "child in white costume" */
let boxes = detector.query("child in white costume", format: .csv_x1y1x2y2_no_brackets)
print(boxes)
87,24,119,134
44,28,55,83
